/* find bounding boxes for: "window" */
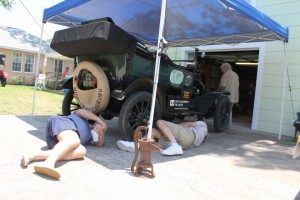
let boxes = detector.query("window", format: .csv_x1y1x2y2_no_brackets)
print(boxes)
12,53,22,72
187,52,195,60
24,54,34,73
54,60,63,73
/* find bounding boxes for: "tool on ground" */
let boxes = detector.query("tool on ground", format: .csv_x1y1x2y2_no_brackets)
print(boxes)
131,126,162,178
293,136,300,159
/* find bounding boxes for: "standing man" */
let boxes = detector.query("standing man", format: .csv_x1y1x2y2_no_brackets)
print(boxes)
216,63,239,128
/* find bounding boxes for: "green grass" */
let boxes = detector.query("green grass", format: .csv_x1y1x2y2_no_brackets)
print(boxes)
0,85,65,115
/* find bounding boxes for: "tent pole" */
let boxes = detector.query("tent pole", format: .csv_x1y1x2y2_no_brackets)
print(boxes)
278,42,288,139
147,0,167,139
32,23,45,115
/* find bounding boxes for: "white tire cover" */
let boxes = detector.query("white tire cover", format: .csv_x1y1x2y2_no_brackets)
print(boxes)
73,61,110,115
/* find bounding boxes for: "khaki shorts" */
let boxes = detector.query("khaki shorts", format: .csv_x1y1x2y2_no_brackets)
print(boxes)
158,121,195,150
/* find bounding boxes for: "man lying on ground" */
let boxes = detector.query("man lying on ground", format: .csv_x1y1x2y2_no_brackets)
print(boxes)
117,119,208,156
21,109,107,179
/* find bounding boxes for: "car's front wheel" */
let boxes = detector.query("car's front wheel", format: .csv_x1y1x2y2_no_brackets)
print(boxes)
214,96,230,132
119,91,162,141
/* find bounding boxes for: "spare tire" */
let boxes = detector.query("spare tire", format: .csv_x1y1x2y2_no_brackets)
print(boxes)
73,61,110,115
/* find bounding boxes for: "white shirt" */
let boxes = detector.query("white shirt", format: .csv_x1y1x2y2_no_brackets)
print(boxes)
189,121,208,148
220,69,239,103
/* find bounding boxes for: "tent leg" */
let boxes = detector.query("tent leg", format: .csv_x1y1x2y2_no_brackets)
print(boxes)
147,0,167,139
278,42,288,139
31,23,45,115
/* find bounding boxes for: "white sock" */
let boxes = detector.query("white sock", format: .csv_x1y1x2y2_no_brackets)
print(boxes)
171,142,179,147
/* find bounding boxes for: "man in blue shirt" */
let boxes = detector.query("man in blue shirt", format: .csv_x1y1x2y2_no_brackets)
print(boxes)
21,109,107,179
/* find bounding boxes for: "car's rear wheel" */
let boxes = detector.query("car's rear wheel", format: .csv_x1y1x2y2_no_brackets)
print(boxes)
119,91,162,141
62,89,81,115
214,96,230,132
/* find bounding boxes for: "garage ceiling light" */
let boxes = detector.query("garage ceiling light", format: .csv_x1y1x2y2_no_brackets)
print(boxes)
235,62,258,66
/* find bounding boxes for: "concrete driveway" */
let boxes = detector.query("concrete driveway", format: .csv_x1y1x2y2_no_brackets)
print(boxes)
0,115,299,200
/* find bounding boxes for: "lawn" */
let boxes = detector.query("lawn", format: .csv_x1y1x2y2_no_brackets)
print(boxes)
0,85,65,115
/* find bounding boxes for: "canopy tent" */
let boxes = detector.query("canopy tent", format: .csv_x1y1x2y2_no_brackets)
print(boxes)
42,0,288,46
35,0,289,138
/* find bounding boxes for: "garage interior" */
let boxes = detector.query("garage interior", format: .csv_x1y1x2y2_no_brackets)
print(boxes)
200,50,259,128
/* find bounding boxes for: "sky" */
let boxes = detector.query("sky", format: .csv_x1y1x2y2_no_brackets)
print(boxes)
0,0,65,40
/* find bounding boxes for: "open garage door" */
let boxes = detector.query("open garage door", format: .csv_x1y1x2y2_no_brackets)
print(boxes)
198,50,259,128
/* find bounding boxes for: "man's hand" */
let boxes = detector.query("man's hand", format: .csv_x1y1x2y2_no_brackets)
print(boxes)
93,124,106,147
97,120,107,132
93,123,105,133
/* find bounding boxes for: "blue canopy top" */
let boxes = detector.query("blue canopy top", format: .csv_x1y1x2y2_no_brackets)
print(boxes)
43,0,288,47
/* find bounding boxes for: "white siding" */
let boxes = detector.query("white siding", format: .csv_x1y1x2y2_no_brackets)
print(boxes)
257,0,300,137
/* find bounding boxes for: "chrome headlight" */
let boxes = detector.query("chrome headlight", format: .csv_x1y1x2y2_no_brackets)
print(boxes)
185,75,192,86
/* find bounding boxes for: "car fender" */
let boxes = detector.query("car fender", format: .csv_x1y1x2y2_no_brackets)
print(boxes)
59,76,73,89
0,71,9,78
113,77,165,111
3,72,8,78
195,92,226,114
215,92,230,104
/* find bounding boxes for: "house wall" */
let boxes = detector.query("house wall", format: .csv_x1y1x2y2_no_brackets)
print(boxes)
0,47,74,86
256,0,300,137
45,58,74,80
0,47,45,85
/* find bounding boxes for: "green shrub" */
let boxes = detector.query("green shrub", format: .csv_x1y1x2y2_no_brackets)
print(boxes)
10,76,25,85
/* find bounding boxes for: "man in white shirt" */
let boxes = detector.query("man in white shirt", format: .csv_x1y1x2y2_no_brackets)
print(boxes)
216,63,239,128
117,119,208,156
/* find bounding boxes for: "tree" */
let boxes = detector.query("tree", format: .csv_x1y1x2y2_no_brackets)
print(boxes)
0,0,14,10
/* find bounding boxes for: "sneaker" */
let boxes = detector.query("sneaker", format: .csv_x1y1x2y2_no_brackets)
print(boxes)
117,140,136,153
161,143,183,156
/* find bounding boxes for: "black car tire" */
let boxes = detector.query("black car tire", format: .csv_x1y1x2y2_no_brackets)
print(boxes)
214,96,230,132
62,89,81,115
1,78,6,87
119,91,162,141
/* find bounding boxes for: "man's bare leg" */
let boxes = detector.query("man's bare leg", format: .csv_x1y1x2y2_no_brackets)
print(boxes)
22,131,86,167
22,144,86,167
156,120,177,143
33,130,83,179
151,128,162,140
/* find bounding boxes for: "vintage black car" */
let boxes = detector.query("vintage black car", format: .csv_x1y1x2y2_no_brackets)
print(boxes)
51,18,230,141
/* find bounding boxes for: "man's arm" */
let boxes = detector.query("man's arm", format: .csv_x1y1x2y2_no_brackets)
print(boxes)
75,109,107,131
179,121,198,127
216,72,229,92
180,121,206,127
216,86,225,92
